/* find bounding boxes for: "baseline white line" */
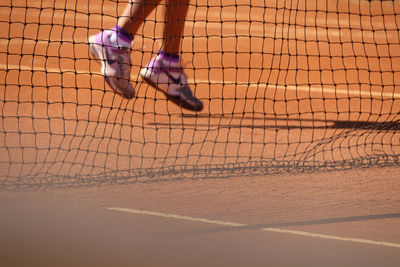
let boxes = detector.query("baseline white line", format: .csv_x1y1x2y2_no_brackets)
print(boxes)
1,63,400,99
0,63,91,75
205,81,400,99
105,207,400,249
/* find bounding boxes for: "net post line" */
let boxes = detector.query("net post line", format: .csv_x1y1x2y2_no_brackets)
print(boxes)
1,5,398,43
1,0,397,30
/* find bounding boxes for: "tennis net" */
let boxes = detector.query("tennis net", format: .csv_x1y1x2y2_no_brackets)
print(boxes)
1,0,399,186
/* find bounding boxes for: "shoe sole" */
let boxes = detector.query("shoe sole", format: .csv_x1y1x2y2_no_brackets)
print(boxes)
140,67,203,112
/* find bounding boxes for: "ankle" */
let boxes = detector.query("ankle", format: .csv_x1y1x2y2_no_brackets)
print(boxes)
109,25,133,48
158,50,180,63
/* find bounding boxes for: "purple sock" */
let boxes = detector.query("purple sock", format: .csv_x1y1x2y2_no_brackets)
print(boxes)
114,25,132,42
158,50,179,63
110,25,132,47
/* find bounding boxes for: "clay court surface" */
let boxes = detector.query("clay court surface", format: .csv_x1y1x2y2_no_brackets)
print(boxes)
1,167,400,266
1,0,400,265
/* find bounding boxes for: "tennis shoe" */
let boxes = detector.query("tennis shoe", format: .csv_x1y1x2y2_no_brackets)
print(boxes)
140,55,203,111
89,30,135,98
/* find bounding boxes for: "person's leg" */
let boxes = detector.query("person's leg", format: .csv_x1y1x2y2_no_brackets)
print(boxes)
140,0,203,111
162,0,189,54
118,0,160,37
89,0,160,98
117,0,188,53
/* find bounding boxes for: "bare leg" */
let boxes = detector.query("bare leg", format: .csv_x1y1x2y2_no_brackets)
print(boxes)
163,0,189,54
117,0,161,36
116,0,189,54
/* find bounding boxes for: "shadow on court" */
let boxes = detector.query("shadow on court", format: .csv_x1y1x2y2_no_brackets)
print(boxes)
167,114,400,130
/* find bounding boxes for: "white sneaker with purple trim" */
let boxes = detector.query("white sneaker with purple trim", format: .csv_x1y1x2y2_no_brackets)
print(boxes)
140,55,203,111
89,30,135,98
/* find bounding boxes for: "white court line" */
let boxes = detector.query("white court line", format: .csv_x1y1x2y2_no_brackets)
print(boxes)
0,63,90,75
1,63,399,99
105,207,400,249
206,81,400,99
